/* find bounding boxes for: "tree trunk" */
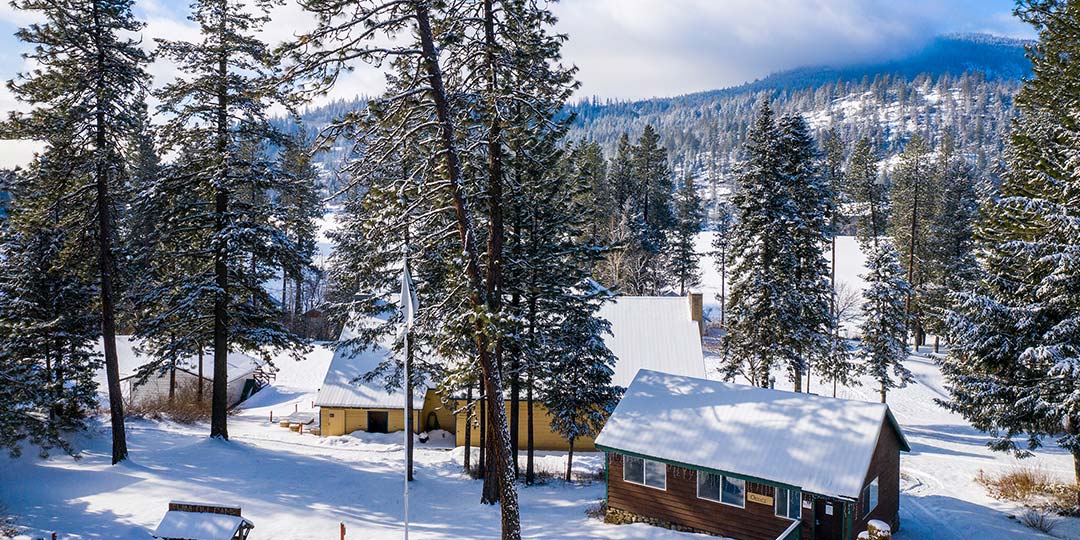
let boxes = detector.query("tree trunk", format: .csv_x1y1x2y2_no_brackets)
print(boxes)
565,438,575,482
197,346,204,402
526,366,535,486
880,384,887,404
906,153,919,352
415,6,519,536
92,0,127,465
210,0,231,441
169,360,176,402
479,387,486,476
1073,449,1080,507
464,383,473,474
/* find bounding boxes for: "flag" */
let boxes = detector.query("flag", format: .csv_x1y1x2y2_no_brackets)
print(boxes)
400,262,419,329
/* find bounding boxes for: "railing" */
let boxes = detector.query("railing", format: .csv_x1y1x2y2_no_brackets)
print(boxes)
775,519,801,540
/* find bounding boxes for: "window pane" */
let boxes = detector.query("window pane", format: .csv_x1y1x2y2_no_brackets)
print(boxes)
623,456,644,484
788,490,801,519
644,460,666,489
775,487,789,516
721,476,745,506
697,472,721,501
869,478,879,512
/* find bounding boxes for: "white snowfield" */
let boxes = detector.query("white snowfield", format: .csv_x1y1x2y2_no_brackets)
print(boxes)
1,234,1077,539
595,369,908,500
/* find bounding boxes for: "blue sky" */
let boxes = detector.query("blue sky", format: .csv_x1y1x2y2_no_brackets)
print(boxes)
0,0,1034,109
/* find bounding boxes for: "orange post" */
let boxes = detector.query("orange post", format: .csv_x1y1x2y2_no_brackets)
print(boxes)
340,522,346,540
299,423,303,435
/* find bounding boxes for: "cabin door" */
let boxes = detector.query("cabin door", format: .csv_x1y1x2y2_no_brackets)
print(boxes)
813,499,844,540
367,411,389,433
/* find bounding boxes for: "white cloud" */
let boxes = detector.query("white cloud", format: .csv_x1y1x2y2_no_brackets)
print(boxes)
552,0,1030,99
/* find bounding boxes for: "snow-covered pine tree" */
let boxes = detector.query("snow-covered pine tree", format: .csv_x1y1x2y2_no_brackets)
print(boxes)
148,0,309,440
541,292,619,482
594,134,650,292
845,137,888,246
4,0,150,464
284,2,525,534
710,202,734,327
0,159,101,458
814,127,858,396
858,237,913,403
778,114,833,392
923,132,979,339
889,133,938,348
275,135,324,323
723,101,799,387
939,0,1080,499
669,174,705,295
633,125,674,294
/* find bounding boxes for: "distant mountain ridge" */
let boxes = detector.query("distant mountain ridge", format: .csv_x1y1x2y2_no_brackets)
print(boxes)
295,33,1030,195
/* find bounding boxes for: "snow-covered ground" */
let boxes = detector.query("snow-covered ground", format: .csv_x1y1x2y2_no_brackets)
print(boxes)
2,233,1077,539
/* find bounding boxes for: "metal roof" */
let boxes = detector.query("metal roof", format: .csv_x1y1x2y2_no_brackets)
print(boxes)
313,317,423,410
595,369,909,499
597,296,706,388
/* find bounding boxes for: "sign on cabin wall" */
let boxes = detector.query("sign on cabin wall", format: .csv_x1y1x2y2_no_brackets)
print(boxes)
747,492,773,506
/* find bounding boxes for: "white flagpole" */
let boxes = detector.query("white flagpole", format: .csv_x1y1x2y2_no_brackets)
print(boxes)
400,256,416,540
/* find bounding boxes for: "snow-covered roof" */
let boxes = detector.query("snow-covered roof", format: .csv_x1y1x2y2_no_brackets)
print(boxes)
153,510,251,540
93,336,264,388
594,369,909,499
314,316,423,410
597,296,706,388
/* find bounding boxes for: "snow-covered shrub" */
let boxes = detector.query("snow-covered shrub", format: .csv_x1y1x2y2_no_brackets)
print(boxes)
1020,509,1057,534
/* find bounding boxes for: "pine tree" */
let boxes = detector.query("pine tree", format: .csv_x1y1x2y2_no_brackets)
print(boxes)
0,162,101,458
923,132,979,338
778,114,833,392
845,138,888,245
276,135,324,322
723,101,798,387
858,238,913,403
542,293,619,482
939,0,1080,498
889,134,938,348
147,0,308,440
669,174,704,295
633,125,674,293
710,202,734,327
4,0,150,464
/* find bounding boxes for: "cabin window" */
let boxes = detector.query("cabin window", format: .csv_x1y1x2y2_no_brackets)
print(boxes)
775,487,802,519
696,472,722,502
721,476,745,507
696,472,744,507
862,477,879,517
623,455,665,490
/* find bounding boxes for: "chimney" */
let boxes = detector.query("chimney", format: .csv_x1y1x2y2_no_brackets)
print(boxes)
688,291,704,337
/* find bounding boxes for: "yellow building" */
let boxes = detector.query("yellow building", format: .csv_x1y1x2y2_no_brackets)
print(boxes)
314,320,456,437
318,293,706,448
453,293,707,451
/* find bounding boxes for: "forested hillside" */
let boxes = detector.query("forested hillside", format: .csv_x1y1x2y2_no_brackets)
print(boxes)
294,34,1029,201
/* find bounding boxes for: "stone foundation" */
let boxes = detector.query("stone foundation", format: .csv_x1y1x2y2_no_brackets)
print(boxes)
605,506,719,537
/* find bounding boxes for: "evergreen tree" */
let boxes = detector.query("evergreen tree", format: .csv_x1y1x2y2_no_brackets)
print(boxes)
276,135,324,322
924,133,979,338
846,138,888,245
4,0,150,464
632,125,674,293
778,114,833,392
147,0,308,440
939,0,1080,498
0,162,101,458
858,238,913,403
542,294,619,482
710,202,734,327
889,133,937,347
669,174,704,295
723,101,798,387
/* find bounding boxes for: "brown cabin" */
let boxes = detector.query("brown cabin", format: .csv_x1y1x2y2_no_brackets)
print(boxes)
595,370,909,540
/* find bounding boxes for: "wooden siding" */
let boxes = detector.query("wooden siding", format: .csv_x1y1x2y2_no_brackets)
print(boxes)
454,400,596,452
319,389,450,437
853,419,903,536
607,453,805,540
